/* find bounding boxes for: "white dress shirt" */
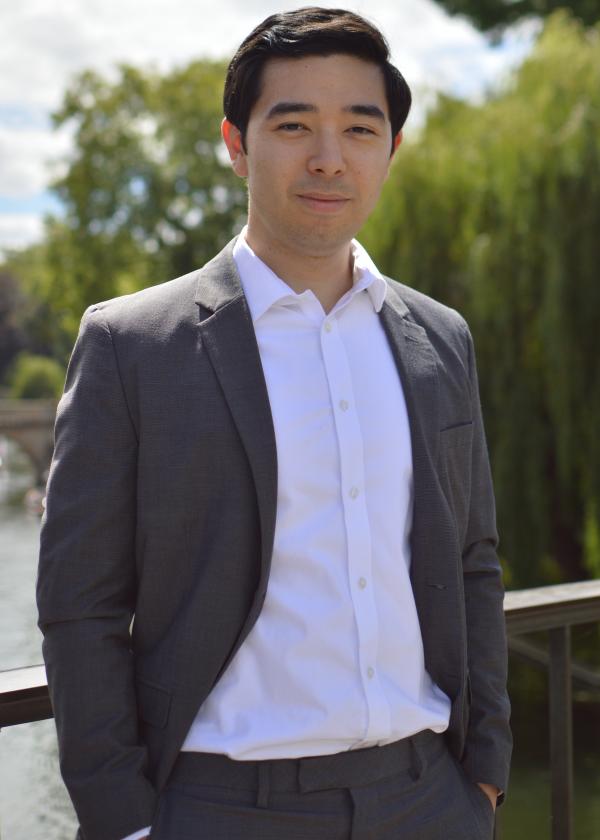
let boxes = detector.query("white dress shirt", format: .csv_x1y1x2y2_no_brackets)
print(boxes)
184,231,450,755
124,231,450,839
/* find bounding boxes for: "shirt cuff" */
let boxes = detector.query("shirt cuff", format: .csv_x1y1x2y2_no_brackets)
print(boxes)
121,827,152,840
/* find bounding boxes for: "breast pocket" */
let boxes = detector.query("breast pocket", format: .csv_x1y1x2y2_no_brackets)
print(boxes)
439,421,473,546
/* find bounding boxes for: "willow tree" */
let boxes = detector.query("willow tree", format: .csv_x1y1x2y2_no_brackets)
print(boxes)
361,12,600,586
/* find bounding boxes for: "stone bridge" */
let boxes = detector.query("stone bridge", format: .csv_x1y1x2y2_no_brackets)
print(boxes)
0,399,56,486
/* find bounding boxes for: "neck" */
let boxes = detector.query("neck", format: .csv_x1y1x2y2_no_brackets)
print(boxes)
244,230,354,314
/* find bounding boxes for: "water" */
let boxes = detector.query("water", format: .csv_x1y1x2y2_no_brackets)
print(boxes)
0,443,78,838
0,438,598,839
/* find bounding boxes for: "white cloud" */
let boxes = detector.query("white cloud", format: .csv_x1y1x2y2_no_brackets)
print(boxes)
0,0,538,253
0,0,536,111
0,124,71,198
0,213,44,255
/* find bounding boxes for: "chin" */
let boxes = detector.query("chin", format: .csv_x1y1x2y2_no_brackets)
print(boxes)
289,220,359,251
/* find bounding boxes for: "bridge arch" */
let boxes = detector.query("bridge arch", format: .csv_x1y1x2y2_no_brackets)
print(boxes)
0,400,56,487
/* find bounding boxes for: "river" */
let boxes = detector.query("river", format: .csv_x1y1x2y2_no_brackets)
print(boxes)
0,441,78,838
0,437,598,839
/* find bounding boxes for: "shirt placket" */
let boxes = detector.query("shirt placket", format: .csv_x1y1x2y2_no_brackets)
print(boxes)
319,309,392,743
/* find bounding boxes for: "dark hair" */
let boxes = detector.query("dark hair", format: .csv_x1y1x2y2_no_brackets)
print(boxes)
224,7,411,156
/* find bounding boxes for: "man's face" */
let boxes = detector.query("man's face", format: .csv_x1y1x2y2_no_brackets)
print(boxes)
222,53,402,259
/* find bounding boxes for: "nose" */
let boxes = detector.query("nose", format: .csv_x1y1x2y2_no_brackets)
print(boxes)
307,130,346,177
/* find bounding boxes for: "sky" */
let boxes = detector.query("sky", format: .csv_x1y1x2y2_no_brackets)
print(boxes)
0,0,539,256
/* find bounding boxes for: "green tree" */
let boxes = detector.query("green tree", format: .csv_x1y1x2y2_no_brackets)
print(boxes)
0,271,26,385
49,59,245,329
9,353,65,399
2,226,84,368
54,61,245,288
435,0,599,33
3,59,247,361
361,12,600,586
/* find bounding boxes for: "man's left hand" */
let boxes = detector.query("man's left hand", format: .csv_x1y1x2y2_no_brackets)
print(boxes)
476,782,498,812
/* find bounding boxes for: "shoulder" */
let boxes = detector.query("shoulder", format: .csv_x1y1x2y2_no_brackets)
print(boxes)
79,237,239,343
81,269,201,342
384,276,470,343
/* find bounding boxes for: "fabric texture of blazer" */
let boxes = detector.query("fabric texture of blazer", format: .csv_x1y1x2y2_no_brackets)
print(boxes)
37,237,512,840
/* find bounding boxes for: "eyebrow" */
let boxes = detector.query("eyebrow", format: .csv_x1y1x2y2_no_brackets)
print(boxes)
266,102,386,121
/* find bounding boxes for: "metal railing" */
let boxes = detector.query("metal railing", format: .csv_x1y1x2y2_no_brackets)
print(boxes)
503,579,600,840
2,580,600,840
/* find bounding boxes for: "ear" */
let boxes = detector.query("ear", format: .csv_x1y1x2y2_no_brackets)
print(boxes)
221,118,248,177
385,130,403,179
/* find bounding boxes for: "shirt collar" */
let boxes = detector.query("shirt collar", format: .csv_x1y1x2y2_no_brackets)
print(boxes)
350,238,387,312
232,226,387,324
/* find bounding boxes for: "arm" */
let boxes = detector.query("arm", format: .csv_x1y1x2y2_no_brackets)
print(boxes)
459,321,512,803
37,307,158,840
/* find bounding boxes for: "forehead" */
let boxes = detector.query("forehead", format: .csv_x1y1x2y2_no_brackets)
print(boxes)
251,53,389,119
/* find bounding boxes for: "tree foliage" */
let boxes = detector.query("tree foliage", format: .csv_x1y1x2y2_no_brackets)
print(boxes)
361,12,600,586
48,60,245,340
1,59,247,370
9,353,66,399
4,230,82,359
435,0,599,33
0,271,26,385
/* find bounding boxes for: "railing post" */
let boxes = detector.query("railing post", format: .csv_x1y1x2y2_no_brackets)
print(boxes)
549,625,573,840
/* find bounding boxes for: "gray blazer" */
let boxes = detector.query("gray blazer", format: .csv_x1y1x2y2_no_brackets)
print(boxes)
37,238,511,840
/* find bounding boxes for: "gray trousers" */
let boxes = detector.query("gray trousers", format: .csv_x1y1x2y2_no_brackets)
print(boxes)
150,730,495,839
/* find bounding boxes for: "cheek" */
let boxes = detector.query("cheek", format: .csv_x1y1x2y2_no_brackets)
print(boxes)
249,152,294,193
352,148,388,180
358,161,389,198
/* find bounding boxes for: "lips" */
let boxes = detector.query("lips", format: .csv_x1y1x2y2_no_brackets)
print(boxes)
299,193,349,201
297,192,350,213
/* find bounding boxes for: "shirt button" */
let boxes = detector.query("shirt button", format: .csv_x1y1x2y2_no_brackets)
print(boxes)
339,399,349,412
358,577,367,589
367,667,375,679
349,486,359,499
324,321,333,333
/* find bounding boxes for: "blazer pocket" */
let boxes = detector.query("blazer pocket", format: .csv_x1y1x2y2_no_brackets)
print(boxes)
439,421,473,545
440,420,473,448
136,678,172,729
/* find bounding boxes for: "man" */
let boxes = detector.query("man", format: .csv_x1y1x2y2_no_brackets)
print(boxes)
37,8,511,839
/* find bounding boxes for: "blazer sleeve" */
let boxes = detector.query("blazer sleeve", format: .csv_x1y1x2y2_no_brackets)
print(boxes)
37,306,158,840
459,320,512,800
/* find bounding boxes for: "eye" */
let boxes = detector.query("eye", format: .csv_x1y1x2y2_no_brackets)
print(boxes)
348,126,376,135
277,122,306,132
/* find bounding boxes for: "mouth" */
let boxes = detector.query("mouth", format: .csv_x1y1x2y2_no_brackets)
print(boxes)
296,193,350,213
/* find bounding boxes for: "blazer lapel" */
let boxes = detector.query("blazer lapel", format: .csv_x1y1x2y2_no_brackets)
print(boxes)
194,240,278,590
193,254,442,610
378,282,441,590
